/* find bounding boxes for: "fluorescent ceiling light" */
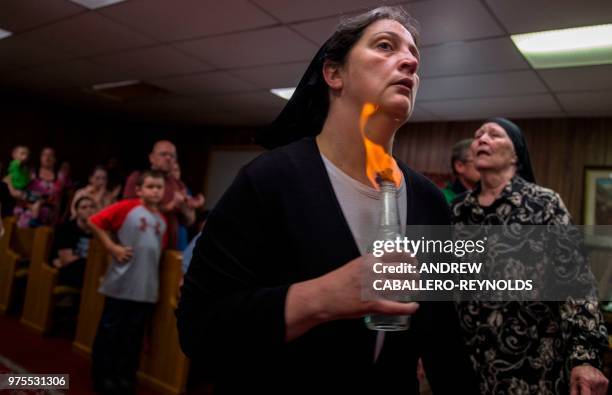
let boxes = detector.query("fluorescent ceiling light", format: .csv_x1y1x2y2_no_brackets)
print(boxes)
512,24,612,69
0,28,13,40
270,87,296,100
69,0,126,10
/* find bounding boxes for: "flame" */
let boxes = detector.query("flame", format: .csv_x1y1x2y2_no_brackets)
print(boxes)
360,103,402,189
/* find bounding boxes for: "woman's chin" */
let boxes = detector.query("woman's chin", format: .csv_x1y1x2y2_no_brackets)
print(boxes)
379,102,412,123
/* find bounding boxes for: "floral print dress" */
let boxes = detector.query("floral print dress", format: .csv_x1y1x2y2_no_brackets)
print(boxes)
451,176,608,394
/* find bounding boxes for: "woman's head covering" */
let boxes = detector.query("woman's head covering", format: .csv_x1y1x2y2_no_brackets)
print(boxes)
255,41,330,149
255,6,419,149
487,117,536,183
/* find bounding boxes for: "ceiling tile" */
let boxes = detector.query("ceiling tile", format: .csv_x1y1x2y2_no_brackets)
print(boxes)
99,0,278,41
251,0,386,23
90,46,213,79
290,16,339,45
0,35,75,71
151,71,259,96
20,13,155,57
419,37,530,78
408,0,503,46
0,0,84,32
203,91,287,116
0,60,126,89
485,0,612,34
557,92,612,113
419,94,561,119
539,65,612,92
418,71,548,101
122,96,203,114
216,91,287,112
174,27,319,69
228,62,309,89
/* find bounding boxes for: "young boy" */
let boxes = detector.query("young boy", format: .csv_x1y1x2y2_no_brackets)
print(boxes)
88,170,167,395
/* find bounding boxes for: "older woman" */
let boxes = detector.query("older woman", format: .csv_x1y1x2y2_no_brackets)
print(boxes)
452,118,608,394
177,6,475,393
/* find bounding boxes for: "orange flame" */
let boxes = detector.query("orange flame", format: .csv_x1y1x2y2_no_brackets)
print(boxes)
360,103,402,189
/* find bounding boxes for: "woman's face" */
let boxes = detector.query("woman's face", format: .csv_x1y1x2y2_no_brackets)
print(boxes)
337,19,420,122
40,148,56,168
90,169,108,189
472,122,517,173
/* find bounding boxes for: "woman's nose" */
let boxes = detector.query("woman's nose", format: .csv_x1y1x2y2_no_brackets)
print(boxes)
398,52,418,75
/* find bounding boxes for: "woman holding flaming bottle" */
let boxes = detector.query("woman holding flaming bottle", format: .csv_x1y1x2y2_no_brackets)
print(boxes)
177,6,476,393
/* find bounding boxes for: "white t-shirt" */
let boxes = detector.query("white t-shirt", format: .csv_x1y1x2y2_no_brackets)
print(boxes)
320,154,407,254
321,153,407,360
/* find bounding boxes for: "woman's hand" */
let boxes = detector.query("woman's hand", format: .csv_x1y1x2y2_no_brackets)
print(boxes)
285,253,419,341
570,365,608,395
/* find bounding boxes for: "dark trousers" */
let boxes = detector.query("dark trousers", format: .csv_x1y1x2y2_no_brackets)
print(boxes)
91,296,154,395
57,258,86,289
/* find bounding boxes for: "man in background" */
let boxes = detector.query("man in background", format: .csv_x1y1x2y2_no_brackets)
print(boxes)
441,139,480,204
123,140,195,249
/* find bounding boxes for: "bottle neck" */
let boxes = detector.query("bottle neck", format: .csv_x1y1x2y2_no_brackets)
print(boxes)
379,181,400,227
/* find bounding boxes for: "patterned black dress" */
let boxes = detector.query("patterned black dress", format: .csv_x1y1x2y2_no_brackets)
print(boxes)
451,176,608,394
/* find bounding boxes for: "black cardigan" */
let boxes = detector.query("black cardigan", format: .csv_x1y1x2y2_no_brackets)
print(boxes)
177,137,478,394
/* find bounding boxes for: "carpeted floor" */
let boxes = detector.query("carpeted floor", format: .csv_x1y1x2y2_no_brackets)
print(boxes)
0,312,161,395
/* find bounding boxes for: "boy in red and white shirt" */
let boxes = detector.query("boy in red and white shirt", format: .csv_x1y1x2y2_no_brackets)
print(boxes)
88,170,166,395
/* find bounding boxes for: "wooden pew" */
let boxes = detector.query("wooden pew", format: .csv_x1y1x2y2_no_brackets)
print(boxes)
21,226,66,333
0,217,35,313
73,238,109,357
138,250,189,395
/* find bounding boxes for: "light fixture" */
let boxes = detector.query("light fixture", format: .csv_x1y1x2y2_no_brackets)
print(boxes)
270,87,296,100
92,80,140,91
511,24,612,69
68,0,126,10
0,28,13,40
90,80,170,101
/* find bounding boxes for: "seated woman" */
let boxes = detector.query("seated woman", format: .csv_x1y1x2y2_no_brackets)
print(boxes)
52,196,96,289
177,6,476,393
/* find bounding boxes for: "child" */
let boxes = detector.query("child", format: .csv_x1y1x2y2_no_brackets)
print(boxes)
8,145,31,193
52,196,97,289
88,170,166,395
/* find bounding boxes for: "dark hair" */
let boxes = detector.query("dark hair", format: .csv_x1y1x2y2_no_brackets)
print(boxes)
136,170,165,187
90,165,107,176
74,195,95,210
325,7,419,67
259,6,419,149
450,139,473,175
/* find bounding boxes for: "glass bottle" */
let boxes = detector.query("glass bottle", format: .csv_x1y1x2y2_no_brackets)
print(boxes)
364,180,411,331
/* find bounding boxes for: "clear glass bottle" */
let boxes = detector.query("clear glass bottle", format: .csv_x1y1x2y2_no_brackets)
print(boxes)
364,180,411,331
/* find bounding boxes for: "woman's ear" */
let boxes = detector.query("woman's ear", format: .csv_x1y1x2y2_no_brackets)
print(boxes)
323,60,343,91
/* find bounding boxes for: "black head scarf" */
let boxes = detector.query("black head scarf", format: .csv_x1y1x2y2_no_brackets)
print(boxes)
255,40,331,149
487,117,536,183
